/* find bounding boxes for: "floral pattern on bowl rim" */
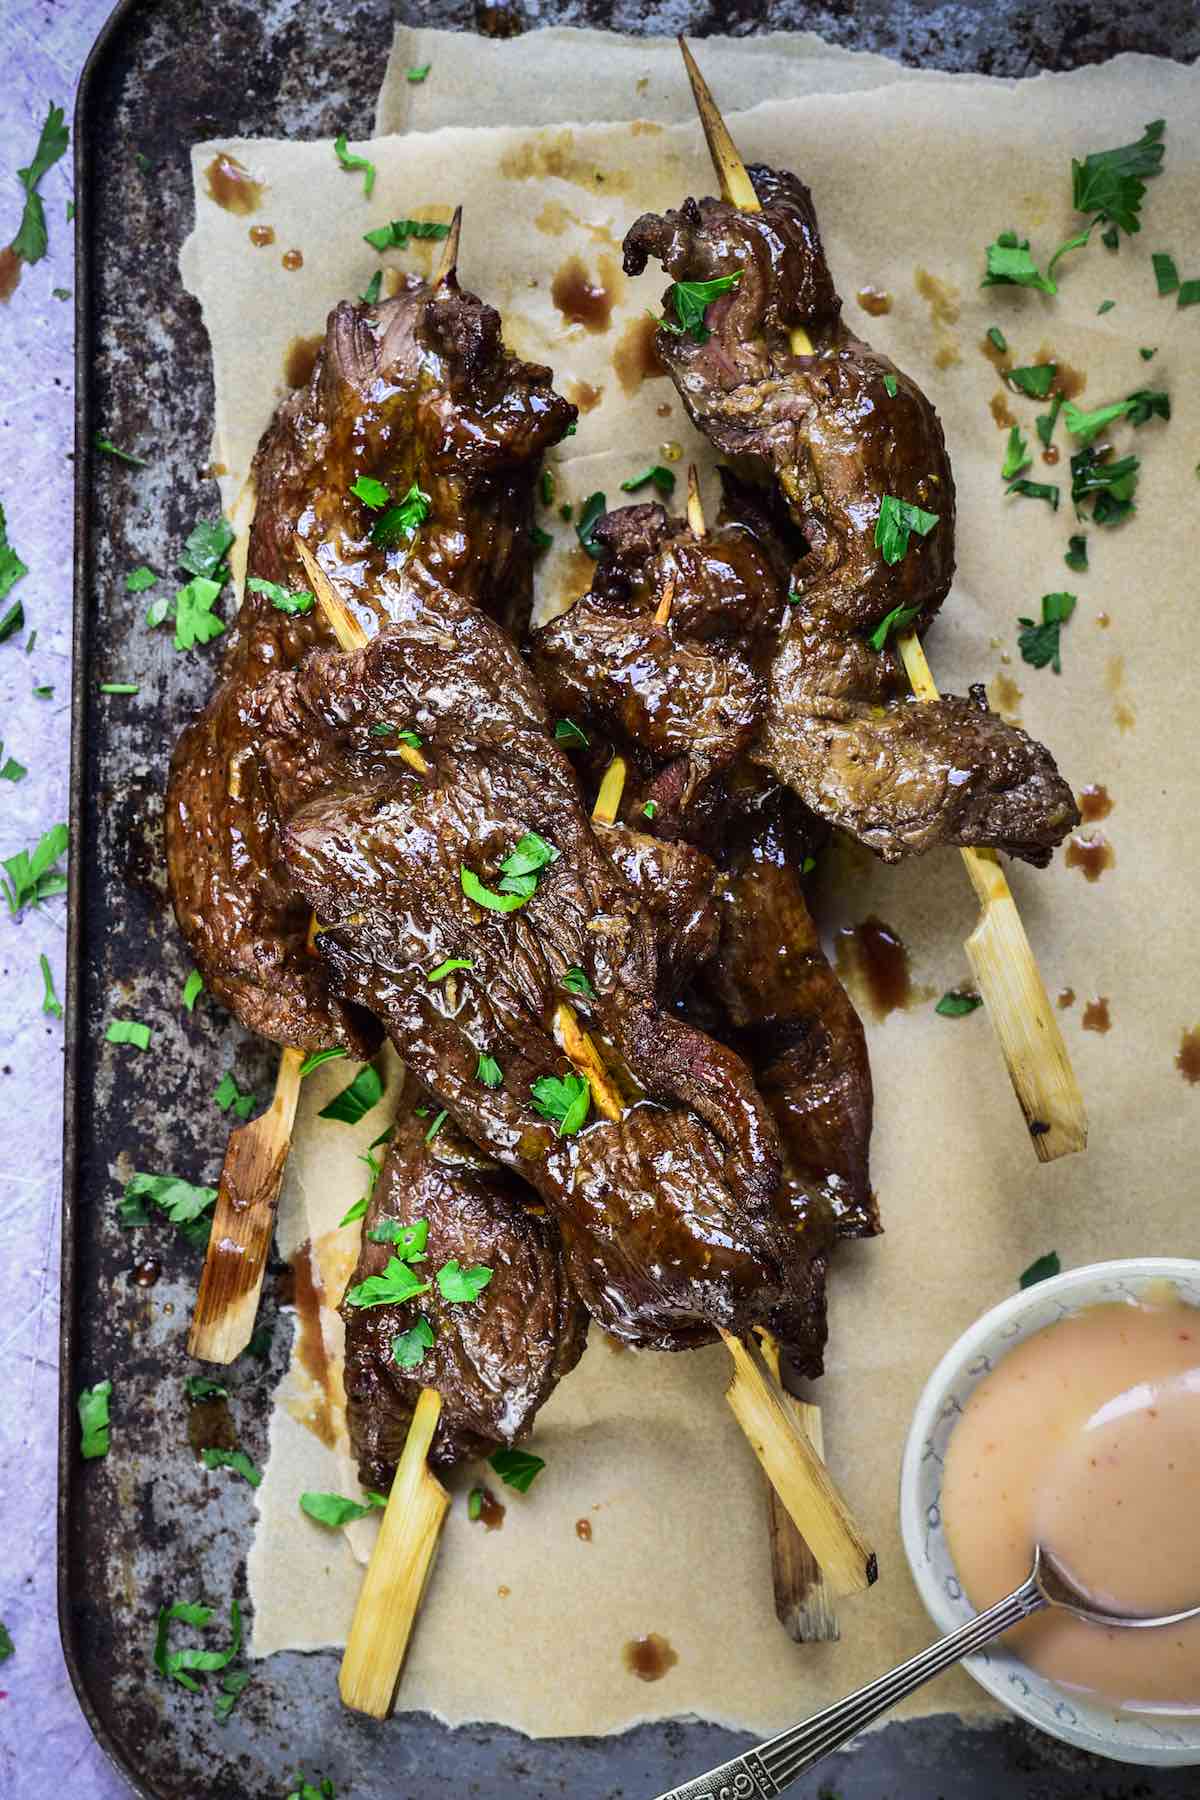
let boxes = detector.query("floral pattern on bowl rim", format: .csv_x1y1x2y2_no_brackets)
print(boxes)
899,1258,1200,1767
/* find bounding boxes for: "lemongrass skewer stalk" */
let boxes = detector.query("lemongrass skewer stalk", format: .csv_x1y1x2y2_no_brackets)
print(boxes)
757,1328,839,1641
678,35,1085,1163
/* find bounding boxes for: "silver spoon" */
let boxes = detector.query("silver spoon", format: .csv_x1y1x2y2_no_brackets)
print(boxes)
651,1546,1200,1799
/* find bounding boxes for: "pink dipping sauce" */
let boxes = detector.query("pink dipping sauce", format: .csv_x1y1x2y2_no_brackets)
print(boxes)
941,1293,1200,1715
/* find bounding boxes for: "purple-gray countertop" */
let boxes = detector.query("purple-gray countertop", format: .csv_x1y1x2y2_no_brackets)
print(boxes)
1,1,131,1794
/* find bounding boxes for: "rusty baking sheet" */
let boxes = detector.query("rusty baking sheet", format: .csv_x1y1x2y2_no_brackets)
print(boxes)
62,1,1200,1795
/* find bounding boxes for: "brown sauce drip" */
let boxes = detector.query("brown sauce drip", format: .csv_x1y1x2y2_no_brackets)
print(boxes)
835,916,912,1021
1057,987,1076,1009
1078,783,1113,822
612,314,667,391
281,248,304,271
206,152,263,215
1042,444,1060,465
130,1256,161,1288
476,1486,506,1530
187,1396,236,1457
0,246,22,303
575,1517,593,1541
288,1240,336,1447
1177,1028,1200,1085
1065,832,1115,882
203,460,229,479
1082,996,1112,1034
857,285,892,316
497,1583,511,1597
552,255,616,332
1106,655,1135,732
980,333,1012,374
1034,344,1086,399
501,133,630,193
283,333,322,389
990,392,1016,429
1097,612,1111,629
566,378,602,414
933,342,961,370
990,672,1023,724
624,1633,678,1682
915,268,960,325
249,224,275,247
656,401,672,418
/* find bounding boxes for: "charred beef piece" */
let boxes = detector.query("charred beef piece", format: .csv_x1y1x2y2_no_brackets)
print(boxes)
599,823,720,1000
624,166,1079,866
529,502,782,839
248,607,830,1357
343,1094,587,1481
165,277,575,1049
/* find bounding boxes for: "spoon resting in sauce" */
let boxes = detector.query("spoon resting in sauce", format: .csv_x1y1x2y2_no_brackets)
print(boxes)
649,1549,1200,1799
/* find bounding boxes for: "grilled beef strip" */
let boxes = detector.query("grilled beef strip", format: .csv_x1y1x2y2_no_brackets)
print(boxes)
343,1092,587,1481
247,599,844,1356
623,165,1080,866
166,276,575,1048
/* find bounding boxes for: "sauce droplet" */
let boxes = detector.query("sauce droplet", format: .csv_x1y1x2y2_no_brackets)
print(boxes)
1177,1028,1200,1085
660,440,683,462
0,246,22,303
249,224,275,247
990,671,1023,724
1082,996,1111,1034
552,255,615,332
131,1256,161,1288
856,284,892,316
1057,987,1076,1009
286,1241,336,1447
206,152,264,215
1078,783,1113,822
566,378,602,414
476,1486,506,1531
283,333,322,389
624,1633,678,1681
835,916,912,1020
575,1517,593,1541
1034,345,1086,399
281,248,304,271
989,392,1016,429
1065,832,1115,882
1042,444,1060,465
612,313,667,391
914,268,960,325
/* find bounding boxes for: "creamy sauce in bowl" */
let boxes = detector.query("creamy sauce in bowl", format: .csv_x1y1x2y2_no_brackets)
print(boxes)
941,1294,1200,1715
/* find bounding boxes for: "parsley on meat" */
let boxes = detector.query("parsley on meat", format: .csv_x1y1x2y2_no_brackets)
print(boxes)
10,103,68,265
874,495,939,566
372,481,431,548
392,1317,436,1368
246,576,314,615
530,1071,591,1136
461,831,559,913
554,718,588,748
78,1380,112,1459
867,603,921,652
344,1256,431,1310
576,491,606,558
333,134,376,198
360,269,383,305
1017,592,1076,673
350,474,390,509
476,1053,503,1088
424,1108,448,1144
489,1447,546,1493
436,1260,494,1303
657,271,743,343
427,957,474,981
2,822,68,916
883,373,898,397
367,1217,428,1259
561,966,596,1001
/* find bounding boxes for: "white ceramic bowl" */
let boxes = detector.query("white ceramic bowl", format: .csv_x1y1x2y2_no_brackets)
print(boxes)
899,1257,1200,1767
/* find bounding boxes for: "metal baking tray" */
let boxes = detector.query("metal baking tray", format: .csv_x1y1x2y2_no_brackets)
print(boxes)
62,1,1200,1794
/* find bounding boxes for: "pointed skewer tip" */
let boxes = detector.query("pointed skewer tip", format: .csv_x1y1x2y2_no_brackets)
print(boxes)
434,206,463,288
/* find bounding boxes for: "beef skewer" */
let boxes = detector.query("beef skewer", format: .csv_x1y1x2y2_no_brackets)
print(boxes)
632,39,1086,1164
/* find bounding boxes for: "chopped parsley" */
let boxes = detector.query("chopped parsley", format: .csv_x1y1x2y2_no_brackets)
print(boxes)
1152,251,1179,295
1019,1250,1061,1290
620,464,676,495
121,1171,217,1251
1139,346,1157,361
489,1448,546,1493
125,566,157,592
0,1624,13,1661
300,1490,387,1528
393,1317,436,1369
106,1019,151,1051
298,1047,348,1077
1064,389,1169,444
1017,591,1076,673
642,799,658,820
372,481,431,549
407,64,431,82
576,490,607,558
344,1256,430,1310
935,991,982,1018
181,969,204,1011
2,822,68,916
246,576,314,615
363,218,450,252
1070,446,1139,525
0,744,26,781
40,953,62,1018
461,866,530,914
467,1487,484,1520
436,1259,493,1303
1097,299,1115,315
883,373,898,397
360,269,383,305
333,134,376,199
540,469,556,507
1005,478,1060,509
213,1072,255,1119
367,1217,428,1259
32,682,53,699
350,474,390,509
1064,534,1088,573
428,957,474,981
10,103,68,265
476,1053,503,1088
554,718,588,749
370,723,423,746
1001,425,1030,481
561,966,596,1001
987,326,1008,353
1070,119,1165,239
78,1380,112,1459
93,431,148,468
0,502,29,607
153,1597,242,1694
1178,279,1200,309
171,577,225,651
318,1063,384,1125
532,525,552,552
214,1668,251,1724
657,271,743,344
982,231,1055,294
867,603,921,652
201,1448,261,1488
424,1108,448,1144
874,495,939,566
98,682,139,695
0,601,23,644
461,833,559,913
1035,394,1062,449
530,1071,591,1137
1005,363,1057,399
186,1376,228,1402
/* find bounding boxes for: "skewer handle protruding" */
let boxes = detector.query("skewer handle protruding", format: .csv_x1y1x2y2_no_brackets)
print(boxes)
757,1330,839,1641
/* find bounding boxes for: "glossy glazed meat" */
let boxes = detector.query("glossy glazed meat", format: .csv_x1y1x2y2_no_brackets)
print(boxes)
165,276,575,1048
624,165,1079,865
600,823,720,999
342,1094,587,1481
249,605,833,1356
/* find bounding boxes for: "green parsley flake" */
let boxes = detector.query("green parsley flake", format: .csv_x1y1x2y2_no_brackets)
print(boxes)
436,1259,494,1303
32,683,53,699
180,516,234,581
530,1071,591,1137
351,474,390,509
532,525,553,552
214,1668,251,1724
106,1018,151,1051
186,1376,228,1402
427,957,474,981
1070,120,1164,239
1019,1250,1061,1290
620,464,676,495
172,576,225,651
1063,389,1168,446
1139,346,1157,361
658,271,743,344
935,991,983,1018
344,1255,431,1310
1071,446,1139,525
367,1217,428,1259
1177,280,1200,308
300,1490,387,1528
121,1171,218,1250
93,431,148,467
987,326,1008,353
360,269,383,305
554,718,588,749
0,502,29,606
2,822,68,917
561,966,596,1001
182,969,204,1011
461,866,528,914
246,576,314,615
866,603,921,652
213,1072,255,1120
1097,299,1116,315
982,231,1055,295
1006,478,1060,509
393,1317,436,1369
1064,534,1088,573
11,104,69,265
372,482,431,549
318,1063,384,1126
874,495,939,567
1036,394,1062,450
298,1047,348,1077
476,1053,503,1088
0,744,26,781
125,565,157,592
98,682,139,695
576,490,607,558
1001,425,1031,481
407,64,431,82
78,1380,112,1459
153,1597,242,1695
1152,251,1179,295
1017,592,1077,673
0,1623,13,1662
40,952,62,1018
1006,363,1057,399
333,134,376,199
489,1447,546,1493
424,1108,448,1145
883,373,898,397
201,1448,261,1488
363,218,449,252
467,1487,484,1521
642,800,658,820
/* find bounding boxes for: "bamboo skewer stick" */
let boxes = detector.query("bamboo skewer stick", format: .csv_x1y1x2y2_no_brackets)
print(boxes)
678,36,1085,1164
757,1329,839,1641
685,462,706,538
653,569,677,628
339,1387,450,1718
590,755,628,826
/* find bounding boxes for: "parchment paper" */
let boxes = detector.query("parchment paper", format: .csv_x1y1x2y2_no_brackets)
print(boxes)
181,45,1200,1738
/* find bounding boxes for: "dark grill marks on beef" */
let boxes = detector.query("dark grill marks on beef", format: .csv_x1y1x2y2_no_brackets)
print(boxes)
342,1095,586,1482
248,608,848,1357
623,165,1080,866
165,277,575,1050
529,502,783,839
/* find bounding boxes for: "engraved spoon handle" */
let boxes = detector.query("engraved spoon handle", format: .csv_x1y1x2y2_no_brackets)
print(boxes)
651,1572,1045,1800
